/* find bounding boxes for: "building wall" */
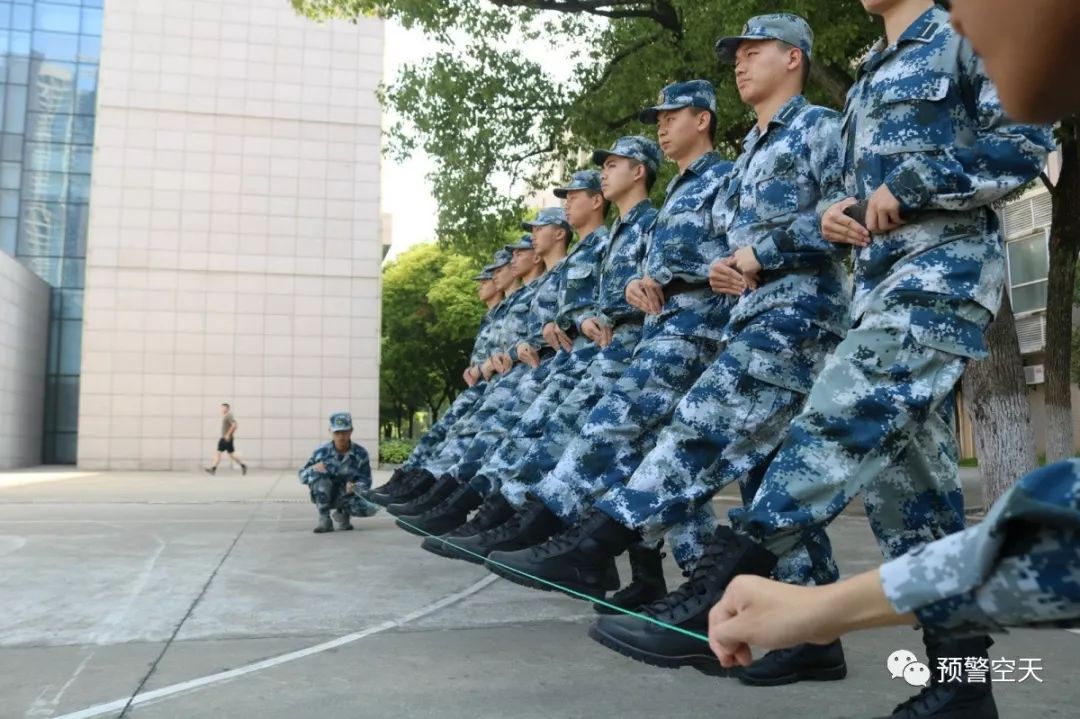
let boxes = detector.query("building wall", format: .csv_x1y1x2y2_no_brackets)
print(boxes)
78,0,383,470
0,250,49,469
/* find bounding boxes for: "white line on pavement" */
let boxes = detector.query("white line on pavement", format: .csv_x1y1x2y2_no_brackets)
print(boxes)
53,574,499,719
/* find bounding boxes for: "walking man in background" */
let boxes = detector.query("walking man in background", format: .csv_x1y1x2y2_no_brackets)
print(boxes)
205,403,248,476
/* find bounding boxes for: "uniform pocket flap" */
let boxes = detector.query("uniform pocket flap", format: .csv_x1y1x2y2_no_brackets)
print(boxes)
909,307,988,360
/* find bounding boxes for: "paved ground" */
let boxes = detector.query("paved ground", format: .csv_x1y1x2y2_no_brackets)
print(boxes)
0,467,1074,719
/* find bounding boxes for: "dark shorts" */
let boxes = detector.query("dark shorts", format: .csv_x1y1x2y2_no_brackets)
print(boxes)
217,438,235,453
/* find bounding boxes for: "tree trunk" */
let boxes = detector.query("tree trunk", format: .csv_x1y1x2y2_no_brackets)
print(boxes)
408,409,415,439
1044,119,1080,462
962,290,1038,508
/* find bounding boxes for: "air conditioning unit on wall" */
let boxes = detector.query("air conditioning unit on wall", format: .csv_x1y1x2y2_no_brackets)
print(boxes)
1024,364,1045,385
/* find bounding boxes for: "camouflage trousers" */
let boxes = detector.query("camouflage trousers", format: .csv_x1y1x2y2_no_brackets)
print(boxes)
430,353,558,482
881,458,1080,636
309,477,380,518
729,297,993,578
402,382,487,470
422,363,532,477
459,341,601,490
593,312,842,583
530,334,721,568
492,324,642,504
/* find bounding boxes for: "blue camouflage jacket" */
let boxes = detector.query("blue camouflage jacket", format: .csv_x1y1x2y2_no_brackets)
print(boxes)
469,308,502,366
596,199,656,328
716,95,850,339
495,281,538,358
643,151,735,341
509,263,565,362
834,5,1054,354
555,226,611,334
298,441,372,490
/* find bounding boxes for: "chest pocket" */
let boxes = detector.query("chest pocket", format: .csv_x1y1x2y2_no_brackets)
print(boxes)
566,264,595,281
754,172,801,221
873,75,954,155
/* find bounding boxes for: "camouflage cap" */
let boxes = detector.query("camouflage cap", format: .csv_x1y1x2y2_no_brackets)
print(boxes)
505,233,535,252
489,248,513,269
592,135,662,174
639,80,717,124
472,267,495,281
553,169,602,199
329,411,353,431
521,207,572,234
715,13,814,65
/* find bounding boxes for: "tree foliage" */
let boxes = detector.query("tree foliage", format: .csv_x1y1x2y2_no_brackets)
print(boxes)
293,0,881,260
380,244,485,436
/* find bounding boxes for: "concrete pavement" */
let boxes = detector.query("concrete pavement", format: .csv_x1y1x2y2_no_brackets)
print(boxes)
0,467,1073,718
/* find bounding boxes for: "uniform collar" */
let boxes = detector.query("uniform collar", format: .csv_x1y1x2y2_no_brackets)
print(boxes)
741,94,807,151
862,5,945,74
665,151,720,195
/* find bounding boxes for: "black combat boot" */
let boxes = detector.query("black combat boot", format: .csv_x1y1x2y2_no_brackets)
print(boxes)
421,493,517,559
736,640,847,686
595,544,669,615
443,498,565,565
367,467,413,503
874,634,998,718
486,510,638,597
588,526,776,676
396,484,484,536
370,469,436,506
386,474,458,517
313,514,333,534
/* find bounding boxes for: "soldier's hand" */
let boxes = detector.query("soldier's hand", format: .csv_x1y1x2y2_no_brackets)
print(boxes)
481,359,495,380
518,343,540,368
822,197,870,247
599,323,614,349
542,322,561,350
463,367,478,387
625,279,651,314
732,247,762,290
581,318,604,345
312,462,328,473
554,326,573,352
346,482,355,495
709,257,746,296
866,184,906,234
640,277,665,315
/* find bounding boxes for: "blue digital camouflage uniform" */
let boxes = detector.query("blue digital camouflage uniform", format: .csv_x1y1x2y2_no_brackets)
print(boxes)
461,191,611,489
593,88,850,583
881,459,1080,636
428,213,570,482
729,6,1055,572
402,284,504,471
530,81,735,568
299,413,379,518
491,150,660,504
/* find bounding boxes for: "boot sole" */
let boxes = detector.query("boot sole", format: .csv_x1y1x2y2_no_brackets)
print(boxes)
587,623,729,677
735,663,847,687
484,560,617,601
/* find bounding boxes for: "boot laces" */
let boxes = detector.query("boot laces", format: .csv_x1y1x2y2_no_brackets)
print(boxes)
641,534,732,615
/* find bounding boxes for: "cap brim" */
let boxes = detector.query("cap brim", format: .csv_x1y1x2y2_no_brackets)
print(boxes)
552,187,570,199
639,102,688,124
592,149,613,166
520,221,537,230
715,33,775,64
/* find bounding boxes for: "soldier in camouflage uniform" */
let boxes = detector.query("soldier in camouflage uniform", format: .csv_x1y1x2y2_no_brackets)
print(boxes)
574,15,850,680
455,81,734,592
373,263,507,504
709,458,1080,661
299,412,379,533
398,178,611,536
447,173,611,499
580,3,1050,714
391,214,569,520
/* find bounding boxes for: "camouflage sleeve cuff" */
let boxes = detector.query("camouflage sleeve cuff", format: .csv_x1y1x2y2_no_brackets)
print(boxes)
879,526,1006,635
751,236,784,272
884,160,933,212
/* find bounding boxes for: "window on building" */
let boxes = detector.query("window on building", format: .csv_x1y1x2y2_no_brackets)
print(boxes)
1006,230,1049,314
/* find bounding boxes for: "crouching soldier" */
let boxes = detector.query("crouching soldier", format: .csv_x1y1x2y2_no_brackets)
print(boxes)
299,412,380,533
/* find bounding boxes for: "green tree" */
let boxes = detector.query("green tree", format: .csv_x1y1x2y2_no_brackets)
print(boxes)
292,0,879,258
380,244,486,437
